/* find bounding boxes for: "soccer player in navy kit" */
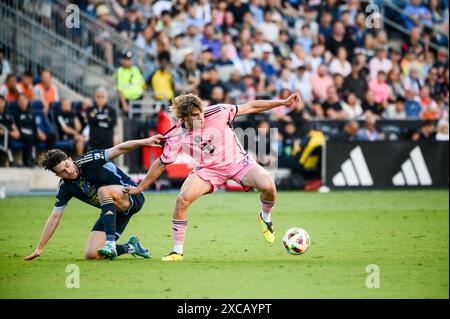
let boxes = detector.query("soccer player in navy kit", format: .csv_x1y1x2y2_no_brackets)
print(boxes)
24,134,163,261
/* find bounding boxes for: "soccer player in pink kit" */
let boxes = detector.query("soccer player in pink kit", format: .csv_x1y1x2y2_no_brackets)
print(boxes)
125,93,302,261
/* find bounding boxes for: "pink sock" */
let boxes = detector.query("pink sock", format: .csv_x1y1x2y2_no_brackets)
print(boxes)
172,219,188,254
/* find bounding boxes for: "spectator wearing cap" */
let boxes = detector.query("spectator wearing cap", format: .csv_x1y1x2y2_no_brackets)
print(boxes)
114,49,145,114
116,5,143,40
311,64,334,101
201,23,221,60
0,74,22,102
343,60,368,102
369,46,393,80
18,71,35,101
86,87,117,150
329,46,352,77
148,50,176,100
33,69,59,114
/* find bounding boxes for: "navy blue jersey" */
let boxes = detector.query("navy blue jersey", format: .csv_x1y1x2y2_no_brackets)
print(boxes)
54,149,137,211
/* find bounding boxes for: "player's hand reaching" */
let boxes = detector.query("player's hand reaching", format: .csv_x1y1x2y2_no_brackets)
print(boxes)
24,249,42,261
282,93,302,107
123,185,143,195
145,134,164,148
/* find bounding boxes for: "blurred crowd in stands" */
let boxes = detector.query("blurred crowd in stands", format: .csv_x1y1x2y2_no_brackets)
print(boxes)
1,0,449,171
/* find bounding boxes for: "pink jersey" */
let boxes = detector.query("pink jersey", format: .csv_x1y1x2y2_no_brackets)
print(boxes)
160,104,249,170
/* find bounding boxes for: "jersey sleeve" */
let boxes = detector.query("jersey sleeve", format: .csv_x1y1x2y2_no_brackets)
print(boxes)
160,136,182,165
205,104,238,123
54,180,72,212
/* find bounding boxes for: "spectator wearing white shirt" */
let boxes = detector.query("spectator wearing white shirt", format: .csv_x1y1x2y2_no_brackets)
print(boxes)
369,46,393,80
436,119,449,141
258,10,279,43
341,92,363,119
233,44,256,76
329,46,352,77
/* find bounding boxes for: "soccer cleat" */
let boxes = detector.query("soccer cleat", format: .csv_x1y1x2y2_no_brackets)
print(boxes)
97,242,118,260
161,251,184,262
259,213,275,244
128,235,151,259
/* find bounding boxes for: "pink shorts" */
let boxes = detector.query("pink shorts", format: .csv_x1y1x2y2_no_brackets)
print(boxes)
191,157,259,193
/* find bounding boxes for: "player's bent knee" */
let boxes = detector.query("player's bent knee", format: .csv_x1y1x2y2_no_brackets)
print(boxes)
176,193,191,209
97,186,111,199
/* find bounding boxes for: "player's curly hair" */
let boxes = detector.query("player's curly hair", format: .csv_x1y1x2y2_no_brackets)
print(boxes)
169,94,205,120
38,149,68,172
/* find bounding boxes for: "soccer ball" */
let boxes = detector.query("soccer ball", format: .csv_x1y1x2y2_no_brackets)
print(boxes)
282,227,310,255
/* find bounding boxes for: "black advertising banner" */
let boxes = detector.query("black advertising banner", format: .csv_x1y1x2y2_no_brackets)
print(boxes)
324,141,449,189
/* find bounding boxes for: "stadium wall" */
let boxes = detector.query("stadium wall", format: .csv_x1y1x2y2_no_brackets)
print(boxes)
324,141,449,189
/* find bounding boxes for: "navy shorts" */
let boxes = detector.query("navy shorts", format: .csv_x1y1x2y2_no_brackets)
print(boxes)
91,193,145,240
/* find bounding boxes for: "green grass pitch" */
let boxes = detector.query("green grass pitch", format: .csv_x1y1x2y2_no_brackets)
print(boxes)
0,190,448,298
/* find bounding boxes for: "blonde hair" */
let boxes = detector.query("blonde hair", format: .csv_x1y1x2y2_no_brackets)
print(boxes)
170,94,205,120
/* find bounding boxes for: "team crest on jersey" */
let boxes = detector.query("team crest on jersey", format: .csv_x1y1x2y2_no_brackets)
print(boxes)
94,152,103,160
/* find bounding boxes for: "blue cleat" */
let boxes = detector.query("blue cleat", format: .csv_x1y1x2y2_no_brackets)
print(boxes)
128,235,151,259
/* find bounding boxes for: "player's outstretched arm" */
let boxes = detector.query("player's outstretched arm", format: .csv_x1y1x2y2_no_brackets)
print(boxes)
124,158,167,195
24,210,64,261
236,93,302,117
107,134,164,161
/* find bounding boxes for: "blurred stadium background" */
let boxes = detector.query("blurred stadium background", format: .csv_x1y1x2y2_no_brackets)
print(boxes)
0,0,448,192
0,0,449,300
